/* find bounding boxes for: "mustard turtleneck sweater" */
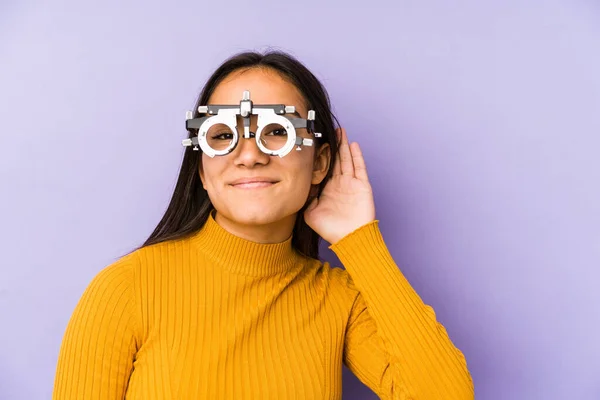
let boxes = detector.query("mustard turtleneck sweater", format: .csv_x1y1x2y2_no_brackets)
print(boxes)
53,212,473,399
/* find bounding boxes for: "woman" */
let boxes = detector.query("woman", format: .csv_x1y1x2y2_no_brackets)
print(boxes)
53,50,474,399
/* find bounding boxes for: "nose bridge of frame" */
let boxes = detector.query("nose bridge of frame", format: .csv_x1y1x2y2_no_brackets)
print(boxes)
236,114,259,136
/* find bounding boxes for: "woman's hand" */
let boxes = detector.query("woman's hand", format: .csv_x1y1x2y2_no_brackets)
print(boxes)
304,128,376,245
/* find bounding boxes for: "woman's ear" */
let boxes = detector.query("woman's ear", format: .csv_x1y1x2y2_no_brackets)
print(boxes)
311,143,331,185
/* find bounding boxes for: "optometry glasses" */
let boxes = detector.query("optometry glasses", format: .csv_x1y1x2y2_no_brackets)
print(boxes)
182,90,322,158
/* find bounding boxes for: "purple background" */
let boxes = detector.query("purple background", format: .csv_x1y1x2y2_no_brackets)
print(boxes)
1,1,599,399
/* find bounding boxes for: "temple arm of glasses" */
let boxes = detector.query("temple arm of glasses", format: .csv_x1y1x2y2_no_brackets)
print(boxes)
288,118,322,137
185,115,210,130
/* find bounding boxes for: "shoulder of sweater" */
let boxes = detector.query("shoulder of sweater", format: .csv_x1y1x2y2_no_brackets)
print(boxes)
80,251,138,299
89,237,174,280
327,264,360,294
81,238,193,305
302,256,360,302
99,248,140,274
112,235,194,271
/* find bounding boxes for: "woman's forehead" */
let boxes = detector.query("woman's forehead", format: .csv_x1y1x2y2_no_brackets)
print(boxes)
209,69,306,110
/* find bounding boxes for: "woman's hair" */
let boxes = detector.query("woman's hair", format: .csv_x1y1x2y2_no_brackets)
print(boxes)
136,49,341,259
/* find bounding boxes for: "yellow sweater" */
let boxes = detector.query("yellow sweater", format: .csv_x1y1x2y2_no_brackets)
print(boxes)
53,212,473,399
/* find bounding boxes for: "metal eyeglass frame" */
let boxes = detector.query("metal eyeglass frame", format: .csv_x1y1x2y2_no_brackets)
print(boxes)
182,90,322,158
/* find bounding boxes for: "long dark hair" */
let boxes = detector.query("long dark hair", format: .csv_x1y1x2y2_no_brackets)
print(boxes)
136,50,340,259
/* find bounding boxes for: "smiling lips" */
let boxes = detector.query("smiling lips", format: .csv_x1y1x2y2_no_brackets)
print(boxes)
229,177,279,189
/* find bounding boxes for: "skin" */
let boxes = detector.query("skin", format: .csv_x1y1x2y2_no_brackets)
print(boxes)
198,67,332,243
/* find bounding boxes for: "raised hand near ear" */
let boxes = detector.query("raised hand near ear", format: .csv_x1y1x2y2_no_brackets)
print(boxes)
304,128,376,245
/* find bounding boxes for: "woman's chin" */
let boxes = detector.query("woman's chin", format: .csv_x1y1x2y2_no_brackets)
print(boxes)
221,208,285,227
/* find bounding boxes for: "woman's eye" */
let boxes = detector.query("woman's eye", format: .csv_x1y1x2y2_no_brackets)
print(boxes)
212,133,233,140
265,129,287,136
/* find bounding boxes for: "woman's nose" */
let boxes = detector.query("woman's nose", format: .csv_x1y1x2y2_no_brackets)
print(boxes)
232,129,270,166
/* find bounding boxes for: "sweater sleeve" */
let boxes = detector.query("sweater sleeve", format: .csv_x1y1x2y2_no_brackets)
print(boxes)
330,220,474,399
53,254,140,400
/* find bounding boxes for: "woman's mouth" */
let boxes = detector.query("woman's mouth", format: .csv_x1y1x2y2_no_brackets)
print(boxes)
230,181,277,189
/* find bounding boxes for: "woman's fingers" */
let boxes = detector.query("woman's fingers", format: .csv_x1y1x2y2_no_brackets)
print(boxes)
351,142,369,183
332,128,343,176
338,128,354,176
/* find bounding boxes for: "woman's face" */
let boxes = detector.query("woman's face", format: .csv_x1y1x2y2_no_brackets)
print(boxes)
198,68,331,242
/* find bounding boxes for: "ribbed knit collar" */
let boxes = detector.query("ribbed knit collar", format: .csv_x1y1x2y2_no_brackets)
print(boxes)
190,210,299,277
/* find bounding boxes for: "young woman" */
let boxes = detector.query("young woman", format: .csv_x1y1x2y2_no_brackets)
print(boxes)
53,50,474,399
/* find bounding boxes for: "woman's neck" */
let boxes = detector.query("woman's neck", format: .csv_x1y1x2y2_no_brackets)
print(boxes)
213,211,296,244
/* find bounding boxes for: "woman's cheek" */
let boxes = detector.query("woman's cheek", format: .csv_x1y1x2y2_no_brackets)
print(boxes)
292,173,314,207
